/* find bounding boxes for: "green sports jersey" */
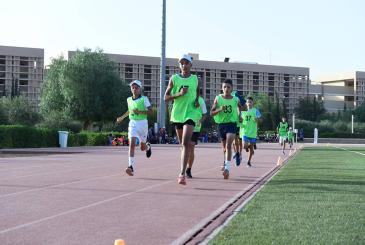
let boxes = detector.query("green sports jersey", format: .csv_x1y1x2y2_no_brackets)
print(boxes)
170,74,199,123
278,122,289,136
287,131,294,140
127,96,148,120
213,95,239,124
193,97,205,132
240,108,258,138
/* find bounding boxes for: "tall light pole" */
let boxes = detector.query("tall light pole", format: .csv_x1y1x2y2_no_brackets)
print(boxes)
158,0,166,129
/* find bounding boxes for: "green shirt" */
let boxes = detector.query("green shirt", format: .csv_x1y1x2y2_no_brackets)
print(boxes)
194,97,206,132
170,74,199,123
127,96,148,120
213,94,239,124
240,108,259,138
287,131,294,140
278,122,289,136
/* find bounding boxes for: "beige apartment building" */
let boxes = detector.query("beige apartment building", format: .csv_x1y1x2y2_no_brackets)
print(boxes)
0,45,44,109
69,51,310,116
310,71,365,112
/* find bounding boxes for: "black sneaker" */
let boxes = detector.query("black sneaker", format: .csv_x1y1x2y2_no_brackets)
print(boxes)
125,166,134,176
146,142,152,158
186,168,193,178
247,161,252,167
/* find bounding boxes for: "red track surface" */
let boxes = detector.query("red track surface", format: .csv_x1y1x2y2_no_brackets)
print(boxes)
0,143,294,245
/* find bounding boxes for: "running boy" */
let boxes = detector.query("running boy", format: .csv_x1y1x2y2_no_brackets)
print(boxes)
277,116,289,154
211,79,242,179
186,95,207,178
240,96,261,167
117,80,152,176
164,54,200,185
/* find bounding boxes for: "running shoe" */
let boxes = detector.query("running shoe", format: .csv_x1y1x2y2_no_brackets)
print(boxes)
146,142,152,158
247,161,252,167
178,174,186,185
125,166,134,176
223,169,229,179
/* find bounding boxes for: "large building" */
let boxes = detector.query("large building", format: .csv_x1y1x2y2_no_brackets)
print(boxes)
69,51,310,116
0,45,44,109
310,72,365,112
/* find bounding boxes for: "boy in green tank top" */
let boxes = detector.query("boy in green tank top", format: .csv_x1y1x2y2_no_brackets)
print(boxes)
186,96,207,178
240,97,261,167
211,79,242,180
164,54,200,185
277,116,289,155
116,80,152,176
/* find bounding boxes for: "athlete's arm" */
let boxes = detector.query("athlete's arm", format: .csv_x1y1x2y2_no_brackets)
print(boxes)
116,111,129,123
164,77,186,102
195,77,201,108
210,97,224,116
237,101,242,122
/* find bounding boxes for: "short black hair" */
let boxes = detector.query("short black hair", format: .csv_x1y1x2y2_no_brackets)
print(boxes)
222,79,233,85
246,96,254,101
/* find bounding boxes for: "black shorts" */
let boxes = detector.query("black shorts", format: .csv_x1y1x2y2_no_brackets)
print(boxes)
191,132,200,144
218,123,237,141
174,119,195,130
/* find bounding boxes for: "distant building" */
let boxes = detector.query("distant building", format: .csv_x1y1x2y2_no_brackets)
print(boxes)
69,51,310,116
0,45,44,110
310,72,365,112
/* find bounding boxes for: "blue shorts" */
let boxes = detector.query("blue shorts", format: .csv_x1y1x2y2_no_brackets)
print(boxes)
218,123,237,140
243,136,257,144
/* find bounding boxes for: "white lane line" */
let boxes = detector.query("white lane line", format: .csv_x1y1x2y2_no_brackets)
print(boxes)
0,163,172,198
0,166,218,235
332,145,365,156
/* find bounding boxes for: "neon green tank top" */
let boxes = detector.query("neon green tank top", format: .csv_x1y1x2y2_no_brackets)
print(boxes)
213,95,239,124
287,131,294,140
279,122,288,136
170,74,199,123
240,108,258,138
193,97,205,132
127,96,147,120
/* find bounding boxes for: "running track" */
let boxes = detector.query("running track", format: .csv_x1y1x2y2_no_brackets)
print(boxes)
0,143,295,245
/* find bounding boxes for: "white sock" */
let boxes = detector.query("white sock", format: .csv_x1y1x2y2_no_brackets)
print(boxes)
128,157,135,168
225,161,231,171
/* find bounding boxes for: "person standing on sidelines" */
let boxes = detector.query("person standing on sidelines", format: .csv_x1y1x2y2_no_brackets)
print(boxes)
117,80,152,176
211,79,242,179
164,54,200,185
186,95,207,178
240,96,261,167
277,116,289,154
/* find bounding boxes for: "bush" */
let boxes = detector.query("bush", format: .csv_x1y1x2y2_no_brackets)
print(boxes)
0,125,58,148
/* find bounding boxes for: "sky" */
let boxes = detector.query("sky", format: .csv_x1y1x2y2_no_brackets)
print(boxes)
1,0,364,79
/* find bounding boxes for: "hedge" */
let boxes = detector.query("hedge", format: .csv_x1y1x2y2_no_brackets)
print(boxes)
0,125,128,148
0,125,58,148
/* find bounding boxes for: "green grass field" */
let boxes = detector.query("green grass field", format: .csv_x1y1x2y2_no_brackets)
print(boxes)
209,146,365,245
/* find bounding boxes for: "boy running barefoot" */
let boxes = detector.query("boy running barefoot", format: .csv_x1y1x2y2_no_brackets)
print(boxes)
240,97,261,167
117,80,152,176
211,79,242,179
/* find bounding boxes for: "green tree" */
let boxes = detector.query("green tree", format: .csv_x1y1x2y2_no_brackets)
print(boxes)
354,102,365,122
39,56,68,116
0,102,8,124
295,97,326,121
0,96,41,126
63,48,129,130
